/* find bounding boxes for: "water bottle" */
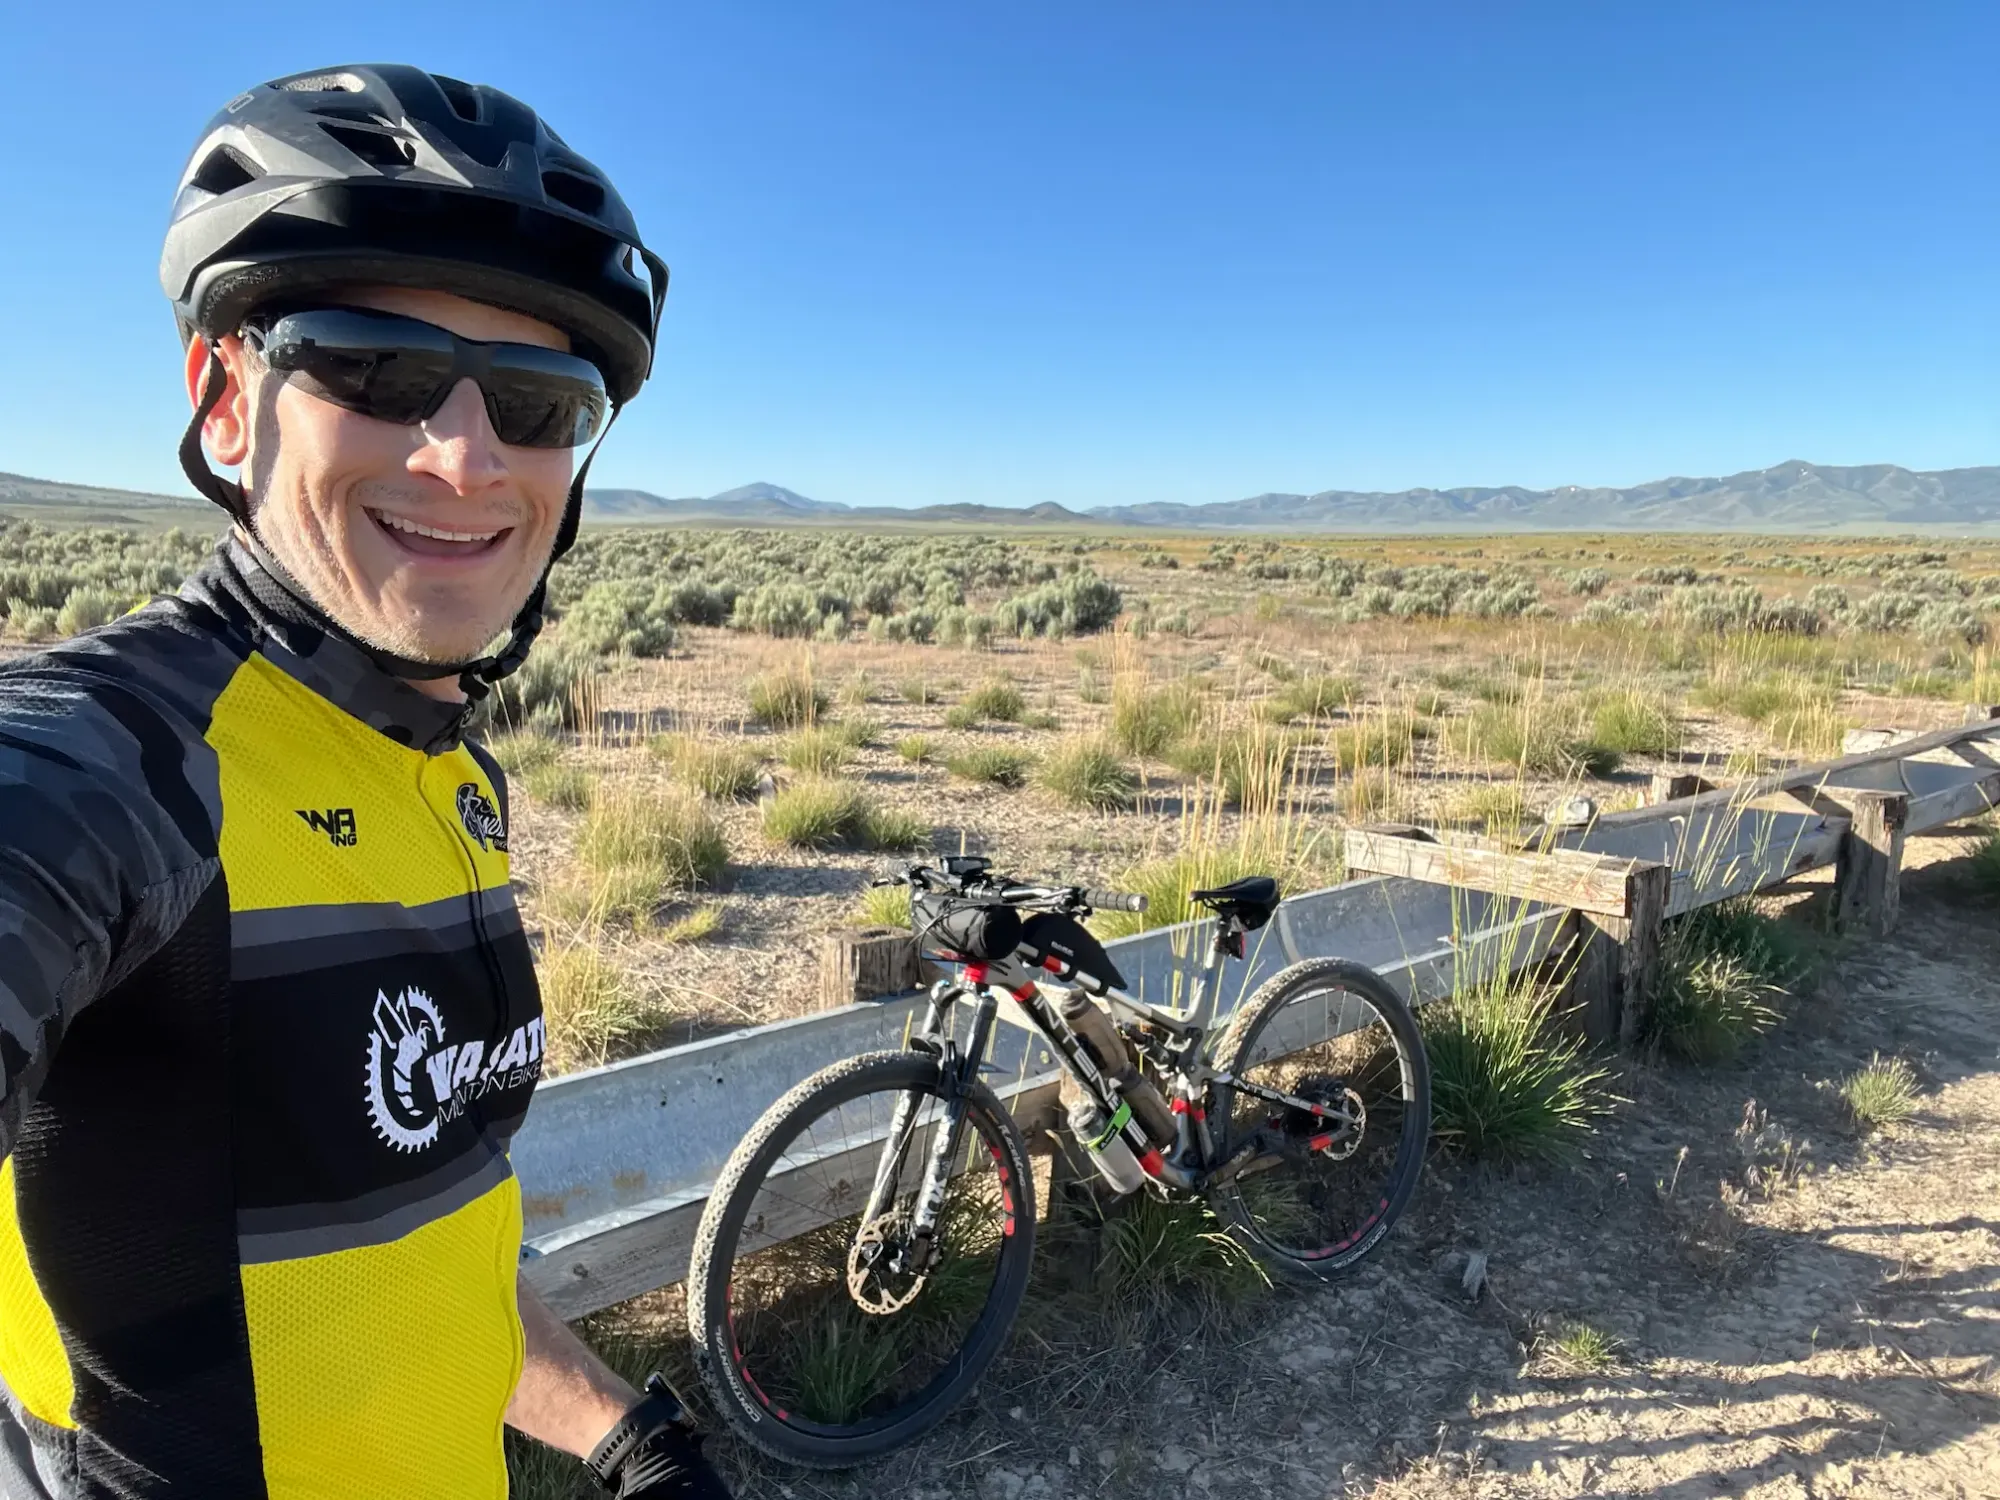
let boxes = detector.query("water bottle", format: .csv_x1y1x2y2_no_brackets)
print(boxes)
1066,1095,1146,1195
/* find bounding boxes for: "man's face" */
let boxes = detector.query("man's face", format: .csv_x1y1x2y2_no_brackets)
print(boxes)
192,286,576,670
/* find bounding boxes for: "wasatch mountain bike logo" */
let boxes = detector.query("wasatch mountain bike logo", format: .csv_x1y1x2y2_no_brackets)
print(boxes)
365,987,449,1152
457,782,507,852
363,985,548,1153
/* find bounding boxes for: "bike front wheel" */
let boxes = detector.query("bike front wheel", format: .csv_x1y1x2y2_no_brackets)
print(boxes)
686,1051,1037,1467
1208,957,1430,1281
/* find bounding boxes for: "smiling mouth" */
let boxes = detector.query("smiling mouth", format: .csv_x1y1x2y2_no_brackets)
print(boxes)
366,508,512,558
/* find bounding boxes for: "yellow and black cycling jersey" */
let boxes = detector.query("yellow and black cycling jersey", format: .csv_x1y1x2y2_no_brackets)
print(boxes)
0,536,542,1498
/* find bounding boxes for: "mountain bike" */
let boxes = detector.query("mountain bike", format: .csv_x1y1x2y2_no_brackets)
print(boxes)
686,856,1430,1467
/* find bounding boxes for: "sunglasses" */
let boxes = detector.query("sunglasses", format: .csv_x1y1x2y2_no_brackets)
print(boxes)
245,306,610,449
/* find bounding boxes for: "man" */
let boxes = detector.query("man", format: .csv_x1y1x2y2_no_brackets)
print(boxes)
0,64,731,1498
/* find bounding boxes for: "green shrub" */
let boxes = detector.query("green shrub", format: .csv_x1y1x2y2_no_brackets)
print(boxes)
1109,680,1206,757
1424,981,1614,1161
959,678,1025,723
762,779,929,850
1588,690,1679,757
895,733,935,764
1166,725,1300,810
648,734,762,800
1327,715,1420,772
560,580,676,657
1099,1192,1269,1319
859,804,930,851
535,942,666,1075
896,675,938,704
1965,823,2000,895
576,784,728,892
782,727,855,777
1841,1054,1920,1130
55,585,124,637
484,729,562,776
1262,673,1356,724
1647,899,1801,1063
487,639,602,732
1454,700,1617,778
521,763,592,811
830,715,882,750
746,664,827,728
945,746,1034,788
857,883,913,928
1037,737,1137,809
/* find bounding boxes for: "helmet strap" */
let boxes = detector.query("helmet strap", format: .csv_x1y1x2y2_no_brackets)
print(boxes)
179,340,251,524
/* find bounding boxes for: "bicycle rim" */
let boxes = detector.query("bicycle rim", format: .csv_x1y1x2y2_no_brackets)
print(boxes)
1214,968,1426,1272
697,1056,1033,1462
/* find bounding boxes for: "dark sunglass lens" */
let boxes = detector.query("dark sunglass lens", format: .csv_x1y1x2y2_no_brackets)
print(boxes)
261,310,454,425
482,352,608,448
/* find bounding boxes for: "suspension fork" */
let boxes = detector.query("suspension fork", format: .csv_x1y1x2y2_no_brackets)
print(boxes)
859,985,999,1244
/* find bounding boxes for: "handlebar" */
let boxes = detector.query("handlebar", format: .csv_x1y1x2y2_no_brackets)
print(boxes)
875,863,1146,916
1083,888,1147,914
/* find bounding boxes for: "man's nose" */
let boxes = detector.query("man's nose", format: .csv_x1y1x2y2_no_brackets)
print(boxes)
408,378,509,493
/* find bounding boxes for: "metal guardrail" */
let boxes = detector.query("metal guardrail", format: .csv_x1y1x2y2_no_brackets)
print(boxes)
516,715,1999,1316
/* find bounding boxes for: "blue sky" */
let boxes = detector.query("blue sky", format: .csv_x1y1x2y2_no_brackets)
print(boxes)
1,3,1993,509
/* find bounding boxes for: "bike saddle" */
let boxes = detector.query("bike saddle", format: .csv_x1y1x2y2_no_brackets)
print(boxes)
1190,874,1280,929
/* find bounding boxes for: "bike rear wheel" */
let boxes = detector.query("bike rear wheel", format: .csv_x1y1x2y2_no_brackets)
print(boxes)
1208,957,1430,1281
687,1051,1036,1467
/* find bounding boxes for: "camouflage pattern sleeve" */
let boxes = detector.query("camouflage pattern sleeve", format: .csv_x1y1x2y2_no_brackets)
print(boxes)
0,639,223,1162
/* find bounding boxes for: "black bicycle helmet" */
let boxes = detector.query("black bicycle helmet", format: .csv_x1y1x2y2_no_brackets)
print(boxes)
163,63,667,402
162,64,670,705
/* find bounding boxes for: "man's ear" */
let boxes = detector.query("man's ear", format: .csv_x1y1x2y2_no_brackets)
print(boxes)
182,334,256,469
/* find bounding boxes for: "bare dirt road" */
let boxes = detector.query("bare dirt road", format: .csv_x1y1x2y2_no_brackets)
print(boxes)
702,827,1997,1500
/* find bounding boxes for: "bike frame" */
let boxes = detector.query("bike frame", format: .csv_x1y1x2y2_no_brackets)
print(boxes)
861,906,1359,1255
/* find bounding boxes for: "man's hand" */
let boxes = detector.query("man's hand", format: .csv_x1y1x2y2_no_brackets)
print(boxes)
600,1423,731,1499
586,1375,732,1500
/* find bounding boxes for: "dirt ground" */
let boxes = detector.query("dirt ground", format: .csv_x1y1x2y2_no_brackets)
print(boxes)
691,826,1998,1500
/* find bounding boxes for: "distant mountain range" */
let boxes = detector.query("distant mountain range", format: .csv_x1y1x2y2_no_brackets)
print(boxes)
583,464,2000,532
8,462,2000,533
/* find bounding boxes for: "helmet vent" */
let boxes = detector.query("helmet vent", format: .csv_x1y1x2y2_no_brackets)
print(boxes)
432,74,484,123
319,123,417,169
279,71,364,93
190,145,261,196
541,170,606,217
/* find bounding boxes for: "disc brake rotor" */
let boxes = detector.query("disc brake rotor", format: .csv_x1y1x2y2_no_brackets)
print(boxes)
1276,1073,1366,1161
846,1213,930,1315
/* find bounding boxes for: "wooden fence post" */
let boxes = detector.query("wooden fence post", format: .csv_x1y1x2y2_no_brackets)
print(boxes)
1605,862,1671,1052
1646,772,1707,805
1831,790,1908,936
817,926,926,1008
1549,862,1670,1050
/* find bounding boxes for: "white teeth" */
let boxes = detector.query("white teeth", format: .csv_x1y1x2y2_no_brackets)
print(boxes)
373,511,501,544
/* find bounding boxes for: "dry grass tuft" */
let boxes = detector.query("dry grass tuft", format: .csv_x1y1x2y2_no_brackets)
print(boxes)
746,661,827,728
535,942,667,1075
649,734,763,800
1036,736,1138,809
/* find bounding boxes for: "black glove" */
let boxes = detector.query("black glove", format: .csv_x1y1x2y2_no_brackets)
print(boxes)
585,1374,732,1500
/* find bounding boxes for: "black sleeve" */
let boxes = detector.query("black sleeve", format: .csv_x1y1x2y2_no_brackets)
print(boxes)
0,661,218,1161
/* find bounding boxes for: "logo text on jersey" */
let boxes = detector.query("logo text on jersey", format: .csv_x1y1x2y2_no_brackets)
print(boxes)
364,985,543,1153
456,782,507,853
296,807,358,846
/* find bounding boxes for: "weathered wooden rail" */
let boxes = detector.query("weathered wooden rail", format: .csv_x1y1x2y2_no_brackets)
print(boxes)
515,711,1999,1317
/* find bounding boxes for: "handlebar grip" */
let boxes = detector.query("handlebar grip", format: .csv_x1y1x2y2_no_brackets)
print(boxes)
1084,888,1148,914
